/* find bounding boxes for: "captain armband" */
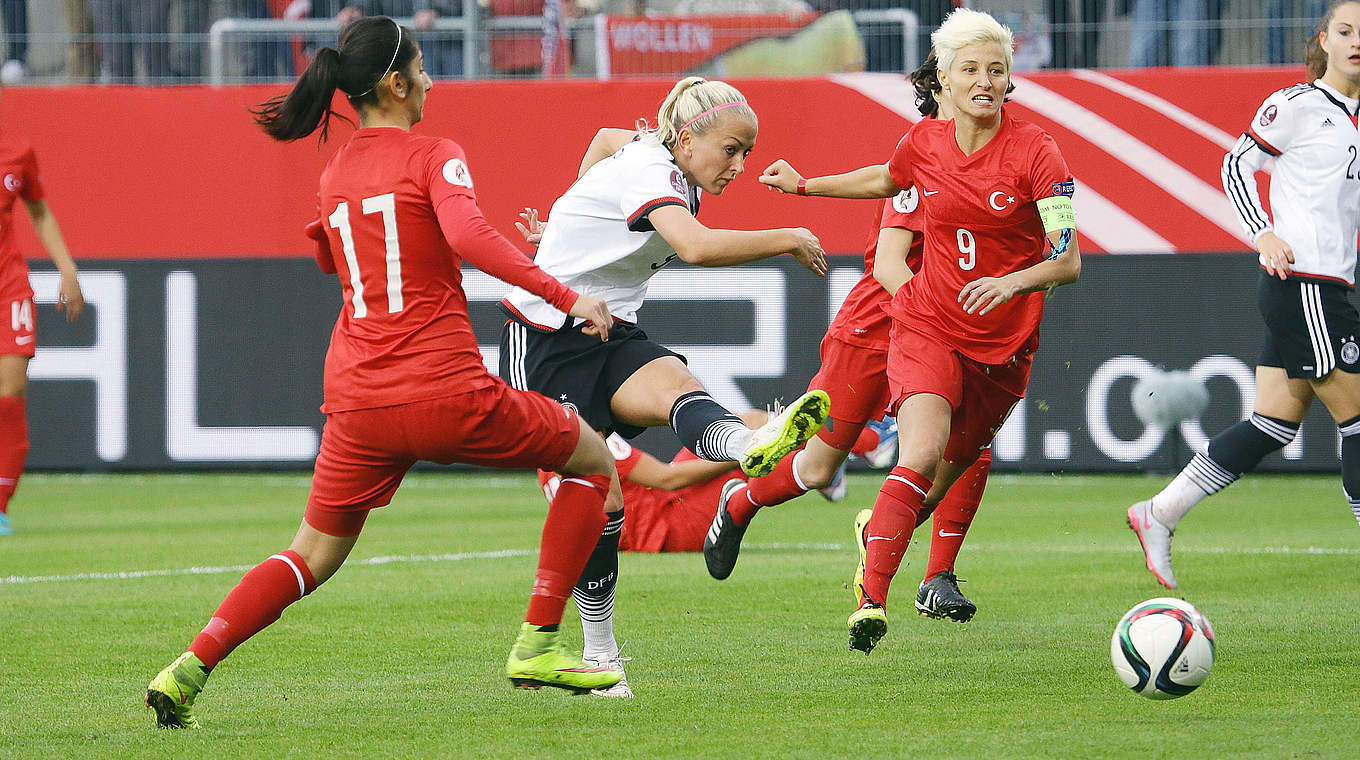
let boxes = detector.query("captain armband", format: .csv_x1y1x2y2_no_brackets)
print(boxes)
1036,195,1075,260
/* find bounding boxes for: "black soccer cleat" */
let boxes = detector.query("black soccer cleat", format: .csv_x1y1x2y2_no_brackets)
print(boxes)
703,478,749,580
914,571,977,622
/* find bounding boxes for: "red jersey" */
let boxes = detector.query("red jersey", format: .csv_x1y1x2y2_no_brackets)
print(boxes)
886,112,1072,364
0,135,43,301
313,128,576,413
825,189,924,351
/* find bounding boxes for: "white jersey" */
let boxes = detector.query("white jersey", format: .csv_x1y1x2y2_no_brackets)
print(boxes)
1222,80,1360,287
502,139,699,328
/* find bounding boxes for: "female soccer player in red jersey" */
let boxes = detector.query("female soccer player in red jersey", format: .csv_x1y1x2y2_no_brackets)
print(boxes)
703,53,995,627
0,101,84,537
761,7,1082,654
145,17,625,728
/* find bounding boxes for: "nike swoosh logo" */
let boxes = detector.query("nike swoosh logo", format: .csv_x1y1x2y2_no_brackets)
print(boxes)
923,190,940,196
938,530,963,537
15,336,34,345
866,535,892,543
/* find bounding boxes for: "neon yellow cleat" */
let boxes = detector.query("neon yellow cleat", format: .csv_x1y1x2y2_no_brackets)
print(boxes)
146,651,209,729
506,623,623,694
741,390,831,477
848,604,888,655
852,508,872,607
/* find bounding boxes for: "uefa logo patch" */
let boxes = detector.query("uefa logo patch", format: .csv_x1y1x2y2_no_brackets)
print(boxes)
669,169,686,196
1342,339,1359,366
892,186,918,213
1259,105,1277,127
3,173,20,193
442,158,473,188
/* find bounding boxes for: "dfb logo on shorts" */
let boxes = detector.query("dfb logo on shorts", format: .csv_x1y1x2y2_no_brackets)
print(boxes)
1342,338,1359,366
557,394,580,418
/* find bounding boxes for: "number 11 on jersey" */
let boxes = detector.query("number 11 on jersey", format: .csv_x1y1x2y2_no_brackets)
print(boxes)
327,192,405,318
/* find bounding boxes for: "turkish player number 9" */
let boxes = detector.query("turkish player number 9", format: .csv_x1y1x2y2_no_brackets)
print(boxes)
957,228,976,271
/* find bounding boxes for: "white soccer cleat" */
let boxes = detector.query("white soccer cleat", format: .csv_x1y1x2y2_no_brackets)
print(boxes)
1127,500,1178,589
862,417,898,469
818,462,848,502
585,655,634,698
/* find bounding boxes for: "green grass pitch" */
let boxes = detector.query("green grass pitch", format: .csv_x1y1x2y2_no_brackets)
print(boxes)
2,472,1357,759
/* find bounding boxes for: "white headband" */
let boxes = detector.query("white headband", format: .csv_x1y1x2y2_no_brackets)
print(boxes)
354,18,402,98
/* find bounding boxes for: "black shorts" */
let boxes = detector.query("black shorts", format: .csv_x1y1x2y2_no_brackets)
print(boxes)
1257,274,1360,379
499,316,686,438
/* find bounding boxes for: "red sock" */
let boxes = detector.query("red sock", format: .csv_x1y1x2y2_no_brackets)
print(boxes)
850,426,880,458
730,451,805,525
189,549,316,670
861,466,931,609
925,452,991,581
526,473,609,626
0,396,29,515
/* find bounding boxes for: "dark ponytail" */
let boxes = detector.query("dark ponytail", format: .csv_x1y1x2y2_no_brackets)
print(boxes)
252,16,418,143
909,51,942,118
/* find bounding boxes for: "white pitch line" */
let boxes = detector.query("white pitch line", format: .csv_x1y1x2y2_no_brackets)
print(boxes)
4,542,1357,586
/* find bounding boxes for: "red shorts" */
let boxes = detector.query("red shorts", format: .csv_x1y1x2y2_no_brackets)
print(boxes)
886,321,1031,465
809,334,890,450
306,378,580,537
1,294,36,357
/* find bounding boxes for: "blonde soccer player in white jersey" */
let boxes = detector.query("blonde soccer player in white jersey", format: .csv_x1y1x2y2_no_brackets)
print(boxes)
498,77,831,695
1129,0,1360,589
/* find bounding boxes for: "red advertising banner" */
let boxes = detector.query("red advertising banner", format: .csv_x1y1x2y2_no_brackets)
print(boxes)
3,67,1305,261
598,12,820,77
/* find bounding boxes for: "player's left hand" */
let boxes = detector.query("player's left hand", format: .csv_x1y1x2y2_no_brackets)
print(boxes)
515,207,545,246
959,276,1019,316
57,272,84,322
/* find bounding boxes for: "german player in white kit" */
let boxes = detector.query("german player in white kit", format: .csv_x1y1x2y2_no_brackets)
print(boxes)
1128,0,1360,589
500,77,831,696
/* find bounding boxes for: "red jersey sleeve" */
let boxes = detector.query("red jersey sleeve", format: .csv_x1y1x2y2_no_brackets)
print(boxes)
606,434,643,480
436,195,578,313
1026,131,1074,204
19,144,44,203
421,137,478,208
304,197,336,274
886,130,917,193
880,191,915,231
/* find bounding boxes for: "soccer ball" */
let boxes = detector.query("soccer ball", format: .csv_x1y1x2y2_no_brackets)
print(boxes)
1111,597,1216,700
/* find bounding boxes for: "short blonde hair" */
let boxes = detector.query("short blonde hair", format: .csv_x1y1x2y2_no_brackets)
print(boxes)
640,76,757,149
931,8,1014,76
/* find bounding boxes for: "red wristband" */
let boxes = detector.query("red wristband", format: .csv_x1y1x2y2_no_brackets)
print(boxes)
796,178,808,196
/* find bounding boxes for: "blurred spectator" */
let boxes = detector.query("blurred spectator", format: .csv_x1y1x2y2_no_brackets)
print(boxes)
169,0,211,79
1127,0,1222,67
489,0,575,78
89,0,172,82
61,0,100,82
225,0,295,80
1267,0,1326,64
809,1,951,74
1,0,26,83
1048,0,1106,69
312,1,463,78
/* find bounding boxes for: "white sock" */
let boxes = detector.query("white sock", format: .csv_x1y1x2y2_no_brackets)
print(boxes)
580,612,617,663
702,420,752,461
1150,453,1228,528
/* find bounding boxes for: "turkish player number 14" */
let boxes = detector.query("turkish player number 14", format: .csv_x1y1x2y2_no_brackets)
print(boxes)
328,192,405,319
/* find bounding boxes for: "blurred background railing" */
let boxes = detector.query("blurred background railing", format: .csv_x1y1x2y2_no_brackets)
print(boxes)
0,1,1332,86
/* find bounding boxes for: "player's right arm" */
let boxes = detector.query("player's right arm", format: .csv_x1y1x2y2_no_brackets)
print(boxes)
646,205,827,275
872,227,916,295
624,451,738,491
